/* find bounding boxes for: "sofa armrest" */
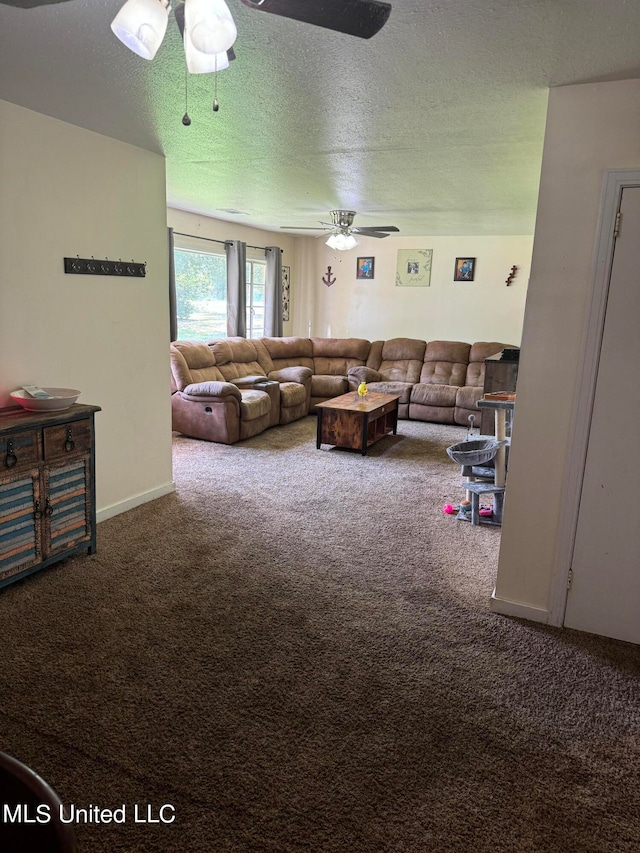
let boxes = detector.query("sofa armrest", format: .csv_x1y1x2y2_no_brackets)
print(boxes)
231,374,269,388
182,381,242,402
268,366,313,385
347,366,381,384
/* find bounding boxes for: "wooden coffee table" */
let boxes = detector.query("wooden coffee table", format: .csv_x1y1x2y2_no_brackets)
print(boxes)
315,391,401,456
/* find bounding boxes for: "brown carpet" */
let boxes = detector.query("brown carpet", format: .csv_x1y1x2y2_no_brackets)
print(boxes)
1,416,639,852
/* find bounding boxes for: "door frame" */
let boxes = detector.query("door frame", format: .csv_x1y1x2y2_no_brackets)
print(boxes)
548,170,640,627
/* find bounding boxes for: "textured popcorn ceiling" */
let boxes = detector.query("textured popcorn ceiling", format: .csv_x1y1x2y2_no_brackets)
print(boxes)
1,0,640,236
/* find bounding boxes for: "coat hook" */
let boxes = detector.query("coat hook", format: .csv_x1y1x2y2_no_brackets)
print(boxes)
506,265,518,286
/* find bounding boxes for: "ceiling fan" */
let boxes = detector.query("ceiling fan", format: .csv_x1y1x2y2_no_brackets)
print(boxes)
1,0,392,40
281,210,399,250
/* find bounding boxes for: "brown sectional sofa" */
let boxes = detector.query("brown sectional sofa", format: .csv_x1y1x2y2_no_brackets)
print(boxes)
170,336,514,444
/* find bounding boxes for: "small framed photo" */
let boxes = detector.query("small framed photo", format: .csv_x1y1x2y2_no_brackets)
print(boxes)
454,257,476,281
356,256,375,279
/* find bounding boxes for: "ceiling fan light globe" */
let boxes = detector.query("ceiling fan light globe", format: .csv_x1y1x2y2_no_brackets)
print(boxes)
185,0,237,54
111,0,169,60
326,233,358,251
184,33,230,73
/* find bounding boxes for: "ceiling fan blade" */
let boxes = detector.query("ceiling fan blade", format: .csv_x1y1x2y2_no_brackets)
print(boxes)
280,226,332,231
352,226,399,233
236,0,391,39
354,230,392,238
0,0,72,5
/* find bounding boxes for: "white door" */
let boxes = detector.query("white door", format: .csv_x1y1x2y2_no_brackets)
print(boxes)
564,185,640,643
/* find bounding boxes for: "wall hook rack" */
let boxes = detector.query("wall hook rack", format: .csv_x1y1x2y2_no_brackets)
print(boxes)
64,256,147,277
505,265,518,286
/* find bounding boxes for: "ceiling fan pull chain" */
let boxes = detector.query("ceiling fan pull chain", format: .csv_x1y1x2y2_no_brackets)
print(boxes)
213,62,220,112
182,63,191,126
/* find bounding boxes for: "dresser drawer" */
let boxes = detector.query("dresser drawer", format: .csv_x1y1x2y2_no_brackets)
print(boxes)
0,430,40,472
43,419,93,461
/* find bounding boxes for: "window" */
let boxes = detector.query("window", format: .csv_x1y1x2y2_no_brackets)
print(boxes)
173,241,267,341
174,247,227,341
246,259,265,338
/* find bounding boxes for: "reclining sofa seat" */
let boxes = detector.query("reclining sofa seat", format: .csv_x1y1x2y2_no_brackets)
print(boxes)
206,337,280,427
408,340,510,426
309,337,371,410
347,337,427,419
257,336,314,418
170,340,274,444
206,337,310,427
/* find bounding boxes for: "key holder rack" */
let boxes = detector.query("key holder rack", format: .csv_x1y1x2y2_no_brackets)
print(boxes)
64,256,146,277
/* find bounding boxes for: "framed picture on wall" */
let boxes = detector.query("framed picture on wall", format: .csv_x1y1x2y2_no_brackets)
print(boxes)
282,265,290,322
395,249,433,287
356,256,375,279
454,257,476,281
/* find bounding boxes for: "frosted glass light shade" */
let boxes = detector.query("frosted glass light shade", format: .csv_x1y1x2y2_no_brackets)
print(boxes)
111,0,170,60
326,233,358,251
184,36,230,74
185,0,237,55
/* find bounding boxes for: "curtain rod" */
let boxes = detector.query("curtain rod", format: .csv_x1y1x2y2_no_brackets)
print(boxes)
172,231,281,253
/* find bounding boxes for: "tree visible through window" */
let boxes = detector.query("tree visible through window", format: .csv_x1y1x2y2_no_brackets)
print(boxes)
174,248,227,341
173,246,267,341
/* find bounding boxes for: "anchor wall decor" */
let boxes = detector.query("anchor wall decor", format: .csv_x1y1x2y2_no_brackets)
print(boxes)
322,266,336,287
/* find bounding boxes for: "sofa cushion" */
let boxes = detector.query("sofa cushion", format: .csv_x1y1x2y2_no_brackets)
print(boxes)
269,366,312,385
280,382,307,408
419,341,471,387
182,381,241,400
465,342,513,387
260,336,314,372
311,337,370,375
238,389,271,421
347,366,381,385
170,342,225,389
312,375,349,397
366,381,414,405
455,385,483,410
232,375,272,389
311,336,370,359
366,340,384,369
380,337,426,361
410,383,458,408
378,338,426,384
208,337,268,382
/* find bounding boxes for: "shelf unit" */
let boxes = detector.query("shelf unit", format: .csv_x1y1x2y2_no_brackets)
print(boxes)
0,403,101,590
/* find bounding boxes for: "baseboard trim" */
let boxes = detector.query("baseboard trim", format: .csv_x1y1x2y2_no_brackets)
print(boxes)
97,482,176,523
490,589,549,624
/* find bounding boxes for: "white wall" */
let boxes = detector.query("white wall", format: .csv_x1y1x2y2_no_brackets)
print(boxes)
310,235,532,344
167,209,532,345
0,100,173,519
495,79,640,616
